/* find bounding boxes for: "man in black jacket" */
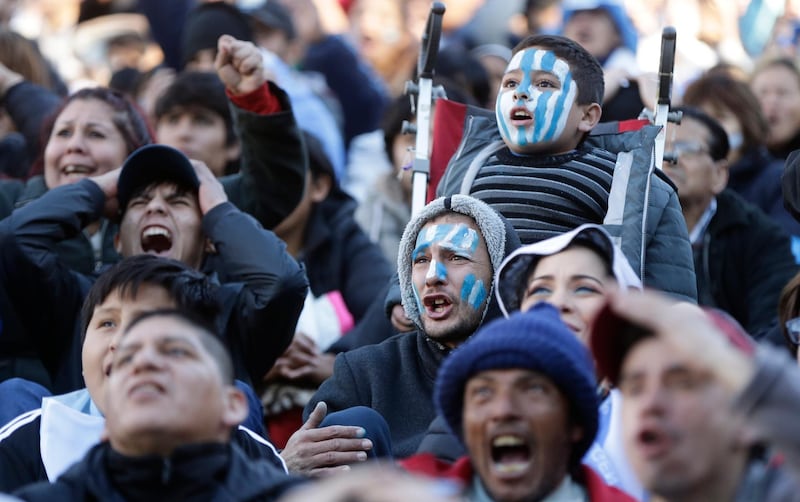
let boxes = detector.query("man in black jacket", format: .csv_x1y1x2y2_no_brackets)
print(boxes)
13,309,303,501
0,140,307,393
0,256,286,492
663,106,798,339
280,195,520,475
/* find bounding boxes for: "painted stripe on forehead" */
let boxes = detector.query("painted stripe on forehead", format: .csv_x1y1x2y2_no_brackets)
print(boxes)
414,223,479,257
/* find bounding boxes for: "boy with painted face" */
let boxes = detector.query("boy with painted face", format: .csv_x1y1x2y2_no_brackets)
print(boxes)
437,34,696,303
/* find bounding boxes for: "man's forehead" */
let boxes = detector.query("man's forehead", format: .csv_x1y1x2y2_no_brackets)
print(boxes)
121,316,201,346
621,337,692,377
161,103,221,118
416,215,483,248
506,48,571,80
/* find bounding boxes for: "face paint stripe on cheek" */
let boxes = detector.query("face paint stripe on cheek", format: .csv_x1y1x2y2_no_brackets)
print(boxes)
413,283,424,315
461,274,487,310
545,75,575,141
516,49,540,146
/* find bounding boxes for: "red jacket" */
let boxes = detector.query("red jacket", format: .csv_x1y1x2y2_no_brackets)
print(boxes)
400,453,637,502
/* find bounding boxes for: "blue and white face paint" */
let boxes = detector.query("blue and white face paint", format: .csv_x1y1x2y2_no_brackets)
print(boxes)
412,223,488,313
495,48,578,150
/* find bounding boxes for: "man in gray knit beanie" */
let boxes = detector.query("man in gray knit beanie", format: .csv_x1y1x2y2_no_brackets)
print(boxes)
282,195,520,475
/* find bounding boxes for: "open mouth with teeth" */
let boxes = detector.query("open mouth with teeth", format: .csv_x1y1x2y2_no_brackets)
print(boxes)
61,165,96,178
509,108,533,126
141,226,173,254
490,435,532,476
423,295,452,318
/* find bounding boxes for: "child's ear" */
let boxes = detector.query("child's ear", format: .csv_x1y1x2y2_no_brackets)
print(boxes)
578,103,602,133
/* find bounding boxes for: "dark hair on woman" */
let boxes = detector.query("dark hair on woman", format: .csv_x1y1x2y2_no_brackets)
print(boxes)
682,70,768,153
30,87,153,180
671,106,730,162
513,239,614,312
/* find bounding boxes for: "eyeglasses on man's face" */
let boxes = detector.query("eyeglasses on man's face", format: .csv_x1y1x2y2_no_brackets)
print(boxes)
663,141,711,164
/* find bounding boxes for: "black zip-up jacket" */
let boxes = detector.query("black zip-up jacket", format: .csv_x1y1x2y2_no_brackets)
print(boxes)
0,179,307,392
300,191,392,325
13,441,304,502
694,189,798,338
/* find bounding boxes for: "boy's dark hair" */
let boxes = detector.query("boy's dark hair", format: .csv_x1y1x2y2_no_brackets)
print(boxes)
512,34,605,105
672,106,730,162
123,308,234,383
80,255,219,340
154,71,236,146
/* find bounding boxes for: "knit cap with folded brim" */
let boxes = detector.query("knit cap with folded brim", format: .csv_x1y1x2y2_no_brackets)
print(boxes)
397,195,509,331
435,302,599,460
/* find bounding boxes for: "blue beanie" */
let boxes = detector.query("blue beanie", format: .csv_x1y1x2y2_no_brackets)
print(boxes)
435,303,598,463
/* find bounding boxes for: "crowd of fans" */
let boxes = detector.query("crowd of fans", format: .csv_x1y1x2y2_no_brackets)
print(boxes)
2,0,800,501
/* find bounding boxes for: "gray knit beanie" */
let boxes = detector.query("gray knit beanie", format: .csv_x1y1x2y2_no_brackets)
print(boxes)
397,195,508,330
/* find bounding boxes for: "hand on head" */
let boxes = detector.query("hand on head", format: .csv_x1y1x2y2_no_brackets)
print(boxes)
600,288,756,392
189,158,228,214
90,167,122,219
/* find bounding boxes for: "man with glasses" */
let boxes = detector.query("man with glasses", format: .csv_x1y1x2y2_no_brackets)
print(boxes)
663,106,797,340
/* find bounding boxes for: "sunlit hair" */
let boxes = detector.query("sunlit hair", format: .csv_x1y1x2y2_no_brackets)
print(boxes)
682,70,768,153
0,29,52,88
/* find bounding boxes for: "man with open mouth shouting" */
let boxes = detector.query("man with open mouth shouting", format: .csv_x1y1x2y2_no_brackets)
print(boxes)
277,195,520,476
423,303,635,501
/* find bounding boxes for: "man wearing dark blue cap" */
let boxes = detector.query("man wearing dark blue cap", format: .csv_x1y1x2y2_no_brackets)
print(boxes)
403,303,635,501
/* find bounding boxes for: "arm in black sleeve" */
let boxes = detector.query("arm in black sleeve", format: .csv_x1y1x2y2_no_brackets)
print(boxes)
203,202,308,383
220,82,308,230
2,81,61,164
0,181,99,373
